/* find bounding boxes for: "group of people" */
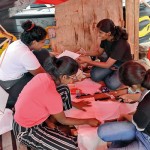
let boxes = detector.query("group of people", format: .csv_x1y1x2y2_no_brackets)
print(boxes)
0,18,150,150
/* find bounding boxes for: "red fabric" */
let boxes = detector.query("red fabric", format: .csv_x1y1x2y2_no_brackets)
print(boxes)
147,48,150,60
35,0,68,5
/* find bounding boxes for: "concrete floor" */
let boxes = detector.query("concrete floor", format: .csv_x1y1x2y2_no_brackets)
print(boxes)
0,131,29,150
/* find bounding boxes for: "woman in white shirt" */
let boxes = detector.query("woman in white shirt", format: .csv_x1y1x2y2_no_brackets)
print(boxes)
0,20,46,108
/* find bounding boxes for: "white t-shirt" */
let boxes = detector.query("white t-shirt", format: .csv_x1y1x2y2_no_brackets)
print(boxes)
0,40,40,81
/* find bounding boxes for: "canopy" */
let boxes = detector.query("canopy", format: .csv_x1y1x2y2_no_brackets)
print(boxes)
35,0,68,5
2,0,68,17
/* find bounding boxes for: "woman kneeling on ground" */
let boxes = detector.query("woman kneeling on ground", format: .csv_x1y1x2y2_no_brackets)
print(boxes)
78,19,132,90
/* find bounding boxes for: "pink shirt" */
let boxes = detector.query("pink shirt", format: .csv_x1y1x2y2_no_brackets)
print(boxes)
14,73,63,127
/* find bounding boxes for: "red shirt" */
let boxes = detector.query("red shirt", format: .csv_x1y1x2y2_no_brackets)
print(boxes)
14,73,63,127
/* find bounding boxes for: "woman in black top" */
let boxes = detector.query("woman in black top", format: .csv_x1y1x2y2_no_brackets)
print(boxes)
98,61,150,149
78,19,132,90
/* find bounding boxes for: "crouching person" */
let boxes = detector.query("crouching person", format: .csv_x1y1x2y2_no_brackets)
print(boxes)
97,61,150,150
13,56,99,150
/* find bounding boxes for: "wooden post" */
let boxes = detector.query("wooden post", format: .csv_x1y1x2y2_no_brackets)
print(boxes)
126,0,139,60
134,0,140,60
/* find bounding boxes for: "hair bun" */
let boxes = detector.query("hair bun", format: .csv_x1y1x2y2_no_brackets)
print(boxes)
21,20,34,31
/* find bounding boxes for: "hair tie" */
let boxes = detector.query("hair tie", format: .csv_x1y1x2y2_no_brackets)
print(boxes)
27,24,35,31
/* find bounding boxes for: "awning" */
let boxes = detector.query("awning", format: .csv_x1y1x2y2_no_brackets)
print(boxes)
7,0,68,17
35,0,68,5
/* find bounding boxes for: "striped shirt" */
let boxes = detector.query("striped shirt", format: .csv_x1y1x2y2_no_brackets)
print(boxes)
57,84,72,110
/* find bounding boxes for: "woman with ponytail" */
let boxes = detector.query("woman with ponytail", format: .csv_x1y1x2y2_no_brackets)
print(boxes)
78,19,132,90
97,61,150,149
33,48,91,111
12,55,99,150
0,20,47,108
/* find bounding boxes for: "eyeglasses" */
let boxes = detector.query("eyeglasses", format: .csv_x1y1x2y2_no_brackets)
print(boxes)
69,75,77,80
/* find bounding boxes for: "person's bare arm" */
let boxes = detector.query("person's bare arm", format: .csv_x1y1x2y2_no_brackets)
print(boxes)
49,51,60,57
28,66,46,76
52,111,100,127
118,114,133,122
78,57,116,68
119,93,141,103
79,47,104,57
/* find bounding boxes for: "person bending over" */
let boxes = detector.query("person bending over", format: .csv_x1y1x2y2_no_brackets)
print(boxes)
33,49,91,111
13,56,100,150
97,61,150,150
0,20,47,109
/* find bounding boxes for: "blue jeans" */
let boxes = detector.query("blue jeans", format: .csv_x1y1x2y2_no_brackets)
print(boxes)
98,121,136,142
90,66,122,90
97,121,148,150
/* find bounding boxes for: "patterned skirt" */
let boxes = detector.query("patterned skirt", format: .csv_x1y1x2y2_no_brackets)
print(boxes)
12,120,78,150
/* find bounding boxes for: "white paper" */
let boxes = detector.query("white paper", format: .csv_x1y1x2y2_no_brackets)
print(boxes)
0,86,9,115
57,50,80,59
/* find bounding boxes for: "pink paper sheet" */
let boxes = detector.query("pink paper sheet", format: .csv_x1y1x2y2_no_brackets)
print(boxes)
92,101,138,122
65,98,138,150
75,78,102,95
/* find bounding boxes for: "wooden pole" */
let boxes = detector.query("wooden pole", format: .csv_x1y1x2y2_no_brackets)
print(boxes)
126,0,139,60
134,0,140,60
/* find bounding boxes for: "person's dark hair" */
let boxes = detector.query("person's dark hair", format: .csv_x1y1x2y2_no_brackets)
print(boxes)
21,20,47,46
43,56,60,84
33,49,50,66
55,56,79,76
97,19,128,41
44,56,79,85
119,61,150,89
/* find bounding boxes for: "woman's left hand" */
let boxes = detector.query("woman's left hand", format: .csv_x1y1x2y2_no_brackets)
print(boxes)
117,114,126,121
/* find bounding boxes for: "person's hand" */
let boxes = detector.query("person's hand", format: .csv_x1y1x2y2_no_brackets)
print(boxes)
75,69,86,81
111,66,118,70
87,118,100,127
45,119,56,129
77,48,87,55
119,94,137,103
50,51,61,57
77,56,91,64
117,114,126,121
73,101,92,111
